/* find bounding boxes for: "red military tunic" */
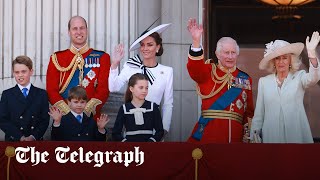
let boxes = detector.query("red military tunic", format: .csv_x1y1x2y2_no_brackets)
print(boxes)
187,48,254,144
46,44,110,120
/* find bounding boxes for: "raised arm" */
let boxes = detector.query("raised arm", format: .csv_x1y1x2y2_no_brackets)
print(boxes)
302,31,320,88
187,18,203,48
108,44,129,92
186,18,211,84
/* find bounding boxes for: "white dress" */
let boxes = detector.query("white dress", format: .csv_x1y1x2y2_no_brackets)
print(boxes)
250,61,320,143
108,57,173,131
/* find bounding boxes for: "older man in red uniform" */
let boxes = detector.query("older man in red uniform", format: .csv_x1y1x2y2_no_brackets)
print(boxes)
186,18,254,143
46,16,110,120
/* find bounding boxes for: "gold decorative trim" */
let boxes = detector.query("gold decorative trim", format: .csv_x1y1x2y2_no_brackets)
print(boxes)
201,109,243,124
196,63,233,99
69,43,90,55
84,98,102,116
51,45,88,94
5,146,15,180
204,59,213,64
54,100,71,115
192,148,203,180
51,53,75,72
59,58,79,94
188,54,204,60
217,62,236,73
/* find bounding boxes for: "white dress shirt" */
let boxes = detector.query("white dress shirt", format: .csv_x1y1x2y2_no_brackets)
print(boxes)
18,83,31,96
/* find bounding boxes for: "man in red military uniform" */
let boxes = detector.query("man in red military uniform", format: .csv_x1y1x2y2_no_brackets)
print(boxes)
186,18,254,143
46,16,110,120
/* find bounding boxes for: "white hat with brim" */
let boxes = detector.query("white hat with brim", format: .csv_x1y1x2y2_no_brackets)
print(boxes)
129,23,172,51
259,40,304,70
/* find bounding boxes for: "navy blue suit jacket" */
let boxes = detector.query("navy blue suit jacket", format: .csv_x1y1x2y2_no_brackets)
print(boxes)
0,84,50,141
51,112,106,141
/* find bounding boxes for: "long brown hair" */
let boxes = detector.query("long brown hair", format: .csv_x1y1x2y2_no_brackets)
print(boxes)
125,73,148,103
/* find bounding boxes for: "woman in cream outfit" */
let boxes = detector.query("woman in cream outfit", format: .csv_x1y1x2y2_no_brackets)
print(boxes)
250,32,320,143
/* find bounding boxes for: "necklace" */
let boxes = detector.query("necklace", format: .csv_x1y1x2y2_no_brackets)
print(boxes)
276,76,285,87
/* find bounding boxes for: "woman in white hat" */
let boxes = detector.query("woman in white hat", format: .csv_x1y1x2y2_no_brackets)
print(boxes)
108,24,173,138
250,32,320,143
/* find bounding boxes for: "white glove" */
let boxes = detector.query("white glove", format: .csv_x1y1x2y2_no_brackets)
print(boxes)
306,31,320,58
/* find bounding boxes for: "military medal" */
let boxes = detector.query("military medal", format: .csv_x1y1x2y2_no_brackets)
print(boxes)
97,58,100,67
232,77,251,90
245,79,251,90
242,91,247,101
87,70,96,80
82,78,89,88
88,58,93,68
236,99,243,110
85,58,89,68
93,58,97,68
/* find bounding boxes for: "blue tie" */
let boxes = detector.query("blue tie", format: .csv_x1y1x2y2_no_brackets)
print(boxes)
22,88,28,97
76,115,82,123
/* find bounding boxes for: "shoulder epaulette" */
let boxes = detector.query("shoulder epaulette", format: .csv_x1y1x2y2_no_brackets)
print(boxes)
52,49,69,55
205,59,216,64
237,68,250,77
92,49,106,54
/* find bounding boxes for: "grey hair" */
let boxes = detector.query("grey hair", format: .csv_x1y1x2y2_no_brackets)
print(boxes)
266,54,302,73
215,37,240,55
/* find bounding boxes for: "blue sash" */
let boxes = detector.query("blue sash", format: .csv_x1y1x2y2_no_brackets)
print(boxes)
192,71,248,141
61,50,104,99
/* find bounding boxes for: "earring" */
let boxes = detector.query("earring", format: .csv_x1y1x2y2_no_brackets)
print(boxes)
289,65,292,68
156,50,159,53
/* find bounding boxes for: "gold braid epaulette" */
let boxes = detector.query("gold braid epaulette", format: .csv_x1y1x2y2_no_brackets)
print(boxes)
196,63,233,99
51,53,76,72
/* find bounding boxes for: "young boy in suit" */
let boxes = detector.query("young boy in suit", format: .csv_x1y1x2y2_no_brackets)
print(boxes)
49,86,108,141
0,56,50,141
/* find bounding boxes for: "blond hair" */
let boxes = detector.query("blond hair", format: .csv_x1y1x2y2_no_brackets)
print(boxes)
266,53,302,73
